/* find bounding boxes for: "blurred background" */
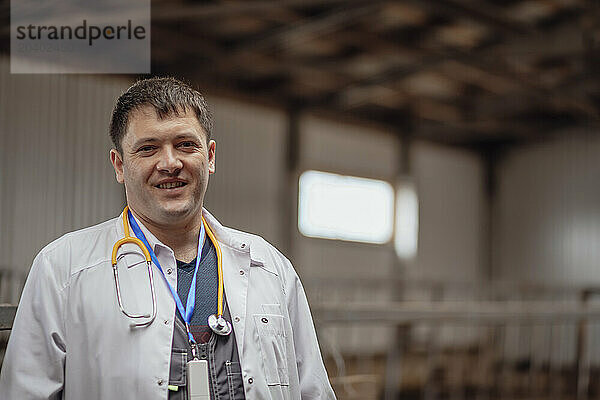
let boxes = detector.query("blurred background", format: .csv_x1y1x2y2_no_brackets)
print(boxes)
1,0,600,399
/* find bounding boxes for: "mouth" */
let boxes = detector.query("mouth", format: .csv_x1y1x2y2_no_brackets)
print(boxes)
155,181,187,189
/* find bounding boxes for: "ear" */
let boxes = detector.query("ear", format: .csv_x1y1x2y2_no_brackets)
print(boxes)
110,149,125,184
208,140,216,174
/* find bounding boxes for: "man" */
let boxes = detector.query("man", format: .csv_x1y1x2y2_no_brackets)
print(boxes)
0,77,336,399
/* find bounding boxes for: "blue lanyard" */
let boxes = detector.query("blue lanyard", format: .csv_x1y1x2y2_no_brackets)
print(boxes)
127,210,205,344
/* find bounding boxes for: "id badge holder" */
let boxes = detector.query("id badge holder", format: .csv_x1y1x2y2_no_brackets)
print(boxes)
187,359,210,400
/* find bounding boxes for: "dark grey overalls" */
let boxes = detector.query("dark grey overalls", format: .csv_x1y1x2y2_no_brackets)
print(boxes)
168,296,245,400
167,238,245,400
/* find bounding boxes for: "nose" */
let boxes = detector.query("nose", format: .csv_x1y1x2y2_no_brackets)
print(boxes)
156,146,183,174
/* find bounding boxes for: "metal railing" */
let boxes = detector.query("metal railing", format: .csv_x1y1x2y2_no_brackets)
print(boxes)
0,267,26,306
306,277,600,400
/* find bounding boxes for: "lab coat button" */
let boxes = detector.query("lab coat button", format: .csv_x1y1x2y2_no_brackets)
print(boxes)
240,243,246,249
157,379,164,386
239,270,244,275
234,316,240,323
248,377,253,384
166,268,173,275
261,317,268,324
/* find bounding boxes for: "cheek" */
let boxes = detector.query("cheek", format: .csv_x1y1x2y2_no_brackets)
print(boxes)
190,159,208,176
130,159,153,177
123,161,153,189
192,164,210,190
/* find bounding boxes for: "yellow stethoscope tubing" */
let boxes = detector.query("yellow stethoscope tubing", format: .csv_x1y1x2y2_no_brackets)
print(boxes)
202,217,224,318
111,206,152,264
111,207,156,326
112,237,152,265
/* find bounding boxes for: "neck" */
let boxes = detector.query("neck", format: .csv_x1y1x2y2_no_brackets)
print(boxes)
129,207,203,263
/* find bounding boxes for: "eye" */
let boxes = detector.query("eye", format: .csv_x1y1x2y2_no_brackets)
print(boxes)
137,145,156,153
178,141,199,150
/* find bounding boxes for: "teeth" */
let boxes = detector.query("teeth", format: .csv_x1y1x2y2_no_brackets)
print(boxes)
157,182,185,189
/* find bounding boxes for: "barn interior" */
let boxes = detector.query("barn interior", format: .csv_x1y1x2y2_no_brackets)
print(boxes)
1,0,600,399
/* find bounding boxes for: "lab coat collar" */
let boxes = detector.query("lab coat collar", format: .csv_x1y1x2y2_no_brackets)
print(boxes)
114,207,266,265
202,208,266,266
115,209,175,258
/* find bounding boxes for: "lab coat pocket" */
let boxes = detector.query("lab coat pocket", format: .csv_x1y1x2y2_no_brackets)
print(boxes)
117,248,147,269
114,251,154,318
169,348,188,386
254,314,289,386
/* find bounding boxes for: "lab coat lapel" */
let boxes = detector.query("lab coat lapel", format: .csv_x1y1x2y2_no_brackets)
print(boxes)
220,243,250,359
202,209,253,359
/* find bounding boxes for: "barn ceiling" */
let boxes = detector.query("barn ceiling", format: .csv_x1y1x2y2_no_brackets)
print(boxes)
2,0,599,149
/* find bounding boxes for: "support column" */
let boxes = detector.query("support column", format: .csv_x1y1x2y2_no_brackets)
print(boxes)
482,148,496,282
281,108,301,263
384,130,413,400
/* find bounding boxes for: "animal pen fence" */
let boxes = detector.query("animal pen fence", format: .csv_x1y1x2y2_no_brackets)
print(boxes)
308,278,600,400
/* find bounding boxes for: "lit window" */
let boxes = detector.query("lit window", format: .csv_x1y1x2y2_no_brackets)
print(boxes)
395,181,419,260
298,170,394,243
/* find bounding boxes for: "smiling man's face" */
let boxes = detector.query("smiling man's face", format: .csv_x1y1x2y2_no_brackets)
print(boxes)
110,105,215,228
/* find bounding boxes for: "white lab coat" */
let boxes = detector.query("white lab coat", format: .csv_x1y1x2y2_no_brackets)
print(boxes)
0,209,336,400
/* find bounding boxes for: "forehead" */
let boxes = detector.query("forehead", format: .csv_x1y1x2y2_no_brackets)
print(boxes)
123,105,207,146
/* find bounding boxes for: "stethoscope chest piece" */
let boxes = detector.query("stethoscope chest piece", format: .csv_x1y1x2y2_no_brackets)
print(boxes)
208,314,232,336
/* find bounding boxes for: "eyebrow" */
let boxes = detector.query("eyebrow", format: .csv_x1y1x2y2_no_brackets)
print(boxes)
173,134,202,141
131,137,159,150
131,134,203,150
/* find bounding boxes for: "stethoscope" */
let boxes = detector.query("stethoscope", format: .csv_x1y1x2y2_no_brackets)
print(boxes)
111,206,232,337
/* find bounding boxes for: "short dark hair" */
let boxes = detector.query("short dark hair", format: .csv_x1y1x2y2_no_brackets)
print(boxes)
109,77,213,153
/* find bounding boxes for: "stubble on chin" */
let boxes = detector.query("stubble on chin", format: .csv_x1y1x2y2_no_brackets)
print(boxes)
153,200,204,226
